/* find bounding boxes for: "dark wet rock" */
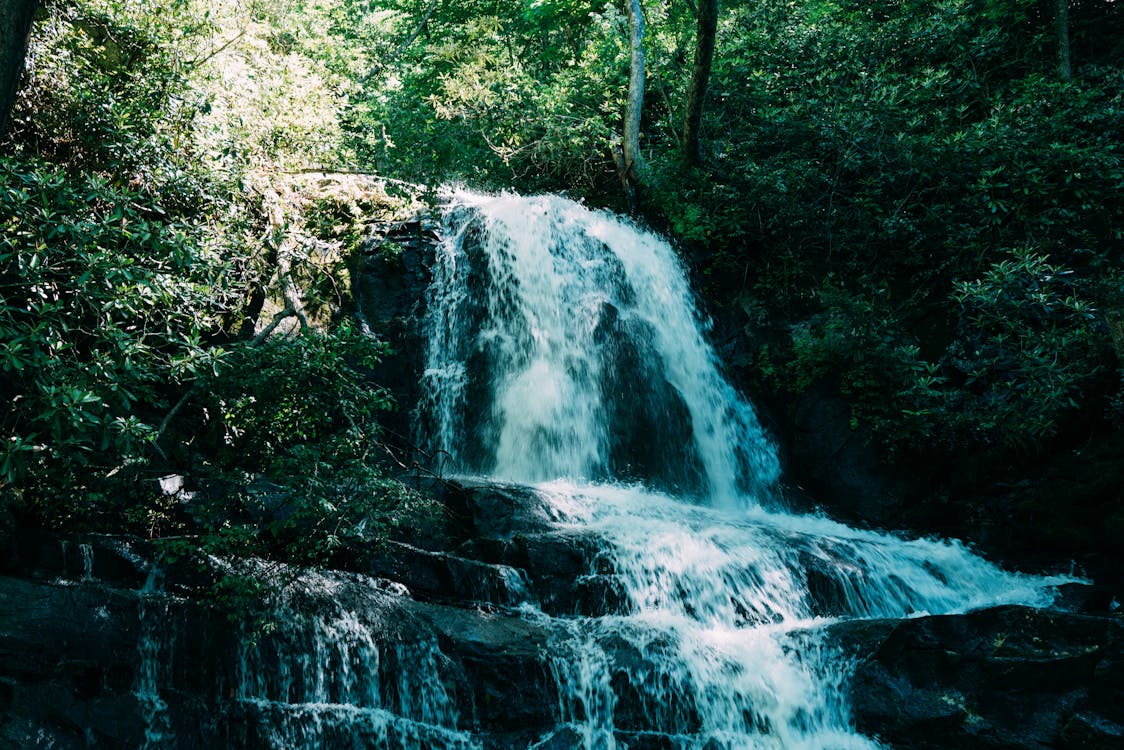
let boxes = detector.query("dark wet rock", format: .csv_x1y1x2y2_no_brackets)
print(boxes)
353,219,439,445
0,575,147,750
374,479,618,616
529,725,586,749
599,632,699,734
838,605,1124,750
0,533,564,750
1060,712,1124,750
1051,581,1119,615
413,478,617,615
360,541,531,608
802,548,861,618
615,730,687,749
594,307,707,496
2,531,150,590
444,479,557,539
414,600,554,733
6,486,1124,750
573,574,633,616
455,536,521,566
787,380,907,526
516,531,608,615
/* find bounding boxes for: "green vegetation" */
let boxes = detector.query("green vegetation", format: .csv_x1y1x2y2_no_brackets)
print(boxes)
0,0,426,581
1,0,1121,574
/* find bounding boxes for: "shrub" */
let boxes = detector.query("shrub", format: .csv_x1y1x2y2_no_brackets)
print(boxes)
900,249,1111,451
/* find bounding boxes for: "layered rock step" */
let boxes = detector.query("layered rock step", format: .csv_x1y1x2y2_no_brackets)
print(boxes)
2,483,1121,750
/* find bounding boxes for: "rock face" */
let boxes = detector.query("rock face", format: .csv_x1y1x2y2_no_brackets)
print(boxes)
840,606,1124,750
785,380,909,527
352,218,440,445
0,535,158,749
3,484,1123,750
0,537,558,750
0,481,638,750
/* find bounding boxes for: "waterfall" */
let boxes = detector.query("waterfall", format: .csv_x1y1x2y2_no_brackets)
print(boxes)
137,568,174,750
419,190,1067,749
420,191,780,504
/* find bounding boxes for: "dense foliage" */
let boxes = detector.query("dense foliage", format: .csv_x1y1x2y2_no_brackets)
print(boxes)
316,0,1122,560
2,0,1121,574
0,0,424,576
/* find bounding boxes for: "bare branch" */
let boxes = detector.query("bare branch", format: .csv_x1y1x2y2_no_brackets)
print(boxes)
359,0,441,83
251,307,297,346
153,383,202,456
397,0,441,57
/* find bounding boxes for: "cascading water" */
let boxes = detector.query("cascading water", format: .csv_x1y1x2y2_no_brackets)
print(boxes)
232,568,482,750
420,190,1068,749
421,192,780,503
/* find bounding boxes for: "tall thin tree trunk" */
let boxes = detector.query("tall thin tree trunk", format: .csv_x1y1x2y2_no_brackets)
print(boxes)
615,0,647,210
1056,0,1071,80
683,0,717,166
0,0,37,139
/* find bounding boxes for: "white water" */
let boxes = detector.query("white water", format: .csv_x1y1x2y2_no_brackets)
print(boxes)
237,625,479,750
137,568,174,750
422,191,780,504
420,190,1068,749
235,569,481,750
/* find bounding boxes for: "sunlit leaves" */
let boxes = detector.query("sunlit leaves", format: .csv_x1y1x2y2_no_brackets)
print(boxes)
0,158,232,508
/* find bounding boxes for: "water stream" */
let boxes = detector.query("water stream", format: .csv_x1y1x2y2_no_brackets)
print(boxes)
419,190,1066,749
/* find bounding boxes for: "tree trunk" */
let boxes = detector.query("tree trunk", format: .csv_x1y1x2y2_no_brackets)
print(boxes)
1056,0,1071,80
616,0,647,210
683,0,717,166
0,0,37,139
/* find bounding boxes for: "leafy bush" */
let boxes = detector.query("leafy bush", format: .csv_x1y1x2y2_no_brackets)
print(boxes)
0,159,232,519
170,324,433,566
197,325,392,469
787,280,920,405
1,0,425,575
909,249,1110,450
783,250,1113,457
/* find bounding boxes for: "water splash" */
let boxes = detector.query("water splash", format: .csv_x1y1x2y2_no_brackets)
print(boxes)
535,481,1064,748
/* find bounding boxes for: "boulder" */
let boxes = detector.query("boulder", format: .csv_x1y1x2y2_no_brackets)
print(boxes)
0,575,147,749
353,218,439,447
838,605,1124,750
360,541,532,608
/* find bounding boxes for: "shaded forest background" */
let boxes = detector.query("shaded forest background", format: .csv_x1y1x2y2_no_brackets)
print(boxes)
1,0,1122,581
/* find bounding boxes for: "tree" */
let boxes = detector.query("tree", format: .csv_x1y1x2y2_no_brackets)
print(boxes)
1056,0,1071,79
613,0,648,210
0,0,36,138
683,0,717,166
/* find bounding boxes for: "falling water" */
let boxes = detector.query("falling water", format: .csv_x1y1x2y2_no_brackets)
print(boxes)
420,190,1067,749
232,569,481,750
137,568,174,750
421,191,780,504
